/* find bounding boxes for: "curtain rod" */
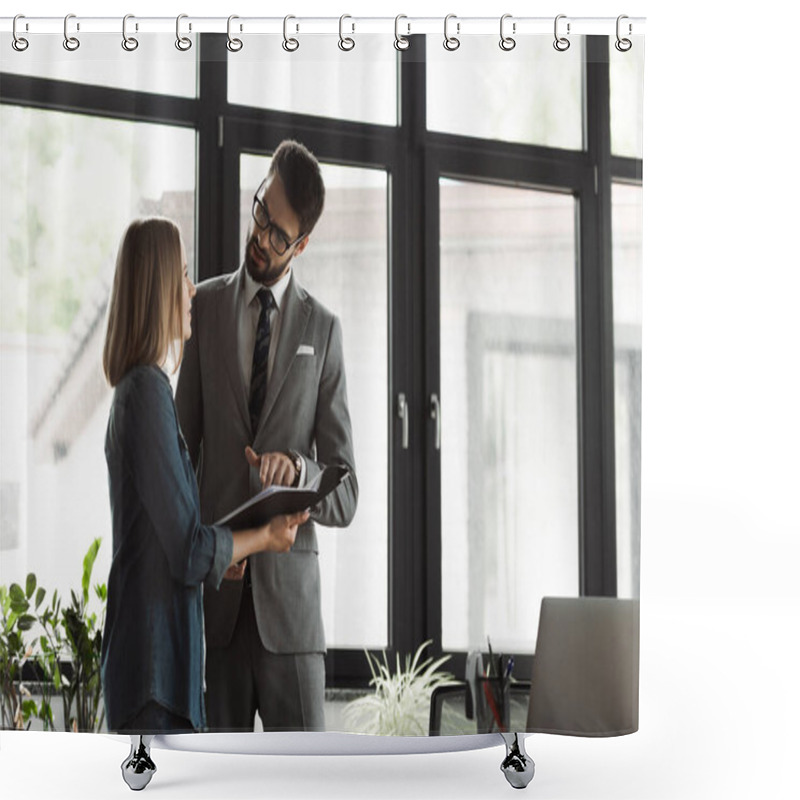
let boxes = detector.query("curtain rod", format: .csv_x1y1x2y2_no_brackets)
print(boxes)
1,16,646,37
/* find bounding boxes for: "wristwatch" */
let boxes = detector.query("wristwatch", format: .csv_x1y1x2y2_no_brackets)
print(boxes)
286,449,303,487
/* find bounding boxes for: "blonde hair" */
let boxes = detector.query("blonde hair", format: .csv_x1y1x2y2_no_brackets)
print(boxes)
102,217,185,387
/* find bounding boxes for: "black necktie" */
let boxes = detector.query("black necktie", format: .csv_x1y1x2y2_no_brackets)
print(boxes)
249,288,274,432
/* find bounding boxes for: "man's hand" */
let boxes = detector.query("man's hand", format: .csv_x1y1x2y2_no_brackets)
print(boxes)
245,446,297,489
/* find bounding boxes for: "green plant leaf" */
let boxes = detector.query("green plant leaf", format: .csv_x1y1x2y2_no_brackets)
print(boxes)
9,583,26,605
17,614,36,632
9,599,29,616
81,538,101,604
25,573,37,599
35,586,46,610
22,698,37,719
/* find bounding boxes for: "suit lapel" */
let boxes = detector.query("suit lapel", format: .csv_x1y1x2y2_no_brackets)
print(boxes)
219,267,251,434
257,272,311,433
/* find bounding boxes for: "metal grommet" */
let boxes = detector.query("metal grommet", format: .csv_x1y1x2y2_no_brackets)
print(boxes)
226,15,243,52
121,14,138,51
499,14,516,51
553,14,570,52
282,15,299,52
443,14,460,51
12,14,29,52
338,14,355,51
615,14,632,52
176,13,192,51
394,14,410,51
63,13,80,51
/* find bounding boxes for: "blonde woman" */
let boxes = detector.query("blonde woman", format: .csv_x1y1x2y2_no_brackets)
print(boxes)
100,217,308,735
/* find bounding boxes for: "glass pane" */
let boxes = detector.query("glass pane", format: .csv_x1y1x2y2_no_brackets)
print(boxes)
426,35,584,150
612,182,643,598
610,37,645,158
0,106,196,602
240,154,389,649
440,179,579,653
229,35,397,126
0,34,197,97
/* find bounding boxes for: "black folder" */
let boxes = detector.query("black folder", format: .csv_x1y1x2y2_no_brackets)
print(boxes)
214,465,349,530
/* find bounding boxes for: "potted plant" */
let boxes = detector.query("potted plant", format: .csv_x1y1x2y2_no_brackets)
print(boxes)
0,538,106,732
343,640,457,736
0,575,40,729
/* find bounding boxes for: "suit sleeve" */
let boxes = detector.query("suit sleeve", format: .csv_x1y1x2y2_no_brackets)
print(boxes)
120,372,232,589
175,293,203,472
306,315,359,528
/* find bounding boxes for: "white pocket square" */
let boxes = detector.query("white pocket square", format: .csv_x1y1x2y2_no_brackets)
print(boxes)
297,344,315,356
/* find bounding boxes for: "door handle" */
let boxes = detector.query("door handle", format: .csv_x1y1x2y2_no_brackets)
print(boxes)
430,393,441,450
397,392,409,450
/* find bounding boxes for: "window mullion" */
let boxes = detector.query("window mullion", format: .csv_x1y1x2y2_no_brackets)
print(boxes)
579,35,618,596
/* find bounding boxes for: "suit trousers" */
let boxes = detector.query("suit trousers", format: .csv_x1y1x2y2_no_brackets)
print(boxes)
204,584,325,732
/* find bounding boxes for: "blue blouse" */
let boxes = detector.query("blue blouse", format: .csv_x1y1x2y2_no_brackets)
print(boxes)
101,365,233,731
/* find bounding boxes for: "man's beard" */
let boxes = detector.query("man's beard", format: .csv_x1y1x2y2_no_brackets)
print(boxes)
244,235,289,285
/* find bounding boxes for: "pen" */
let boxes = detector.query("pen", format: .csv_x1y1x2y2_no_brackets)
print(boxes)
483,677,506,732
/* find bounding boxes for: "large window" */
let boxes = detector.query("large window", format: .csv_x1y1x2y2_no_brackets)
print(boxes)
426,35,584,148
612,182,644,599
1,34,198,96
228,34,397,126
439,180,579,650
0,104,196,598
1,32,643,688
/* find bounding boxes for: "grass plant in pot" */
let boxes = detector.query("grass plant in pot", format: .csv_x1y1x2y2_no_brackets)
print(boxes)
343,640,458,736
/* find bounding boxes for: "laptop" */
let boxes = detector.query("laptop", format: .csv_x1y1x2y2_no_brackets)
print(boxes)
527,596,640,736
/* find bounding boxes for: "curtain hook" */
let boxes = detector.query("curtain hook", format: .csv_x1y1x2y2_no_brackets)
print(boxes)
338,14,355,51
443,14,460,51
282,15,299,52
121,14,138,51
615,15,632,52
12,14,29,52
176,13,192,51
499,14,516,51
63,13,80,52
553,14,570,52
226,15,243,52
394,14,410,51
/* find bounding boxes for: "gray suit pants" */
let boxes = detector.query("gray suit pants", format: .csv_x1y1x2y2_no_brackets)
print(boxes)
204,585,325,732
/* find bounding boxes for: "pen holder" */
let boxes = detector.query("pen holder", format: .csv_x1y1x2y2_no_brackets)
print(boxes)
475,676,510,733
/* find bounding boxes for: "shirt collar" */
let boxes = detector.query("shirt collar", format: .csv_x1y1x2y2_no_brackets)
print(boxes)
243,264,292,312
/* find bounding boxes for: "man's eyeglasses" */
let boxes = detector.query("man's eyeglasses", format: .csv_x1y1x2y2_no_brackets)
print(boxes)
251,180,305,256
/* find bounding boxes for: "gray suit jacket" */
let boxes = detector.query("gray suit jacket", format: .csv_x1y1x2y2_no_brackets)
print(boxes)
175,266,358,654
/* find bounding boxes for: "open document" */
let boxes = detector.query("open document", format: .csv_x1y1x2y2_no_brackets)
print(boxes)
214,464,350,530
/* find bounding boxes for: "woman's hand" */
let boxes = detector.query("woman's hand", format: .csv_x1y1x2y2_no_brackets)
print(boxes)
245,446,297,489
229,511,310,568
261,510,310,553
223,560,247,581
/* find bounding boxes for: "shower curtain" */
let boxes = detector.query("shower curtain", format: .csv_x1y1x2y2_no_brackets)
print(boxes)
0,14,644,743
